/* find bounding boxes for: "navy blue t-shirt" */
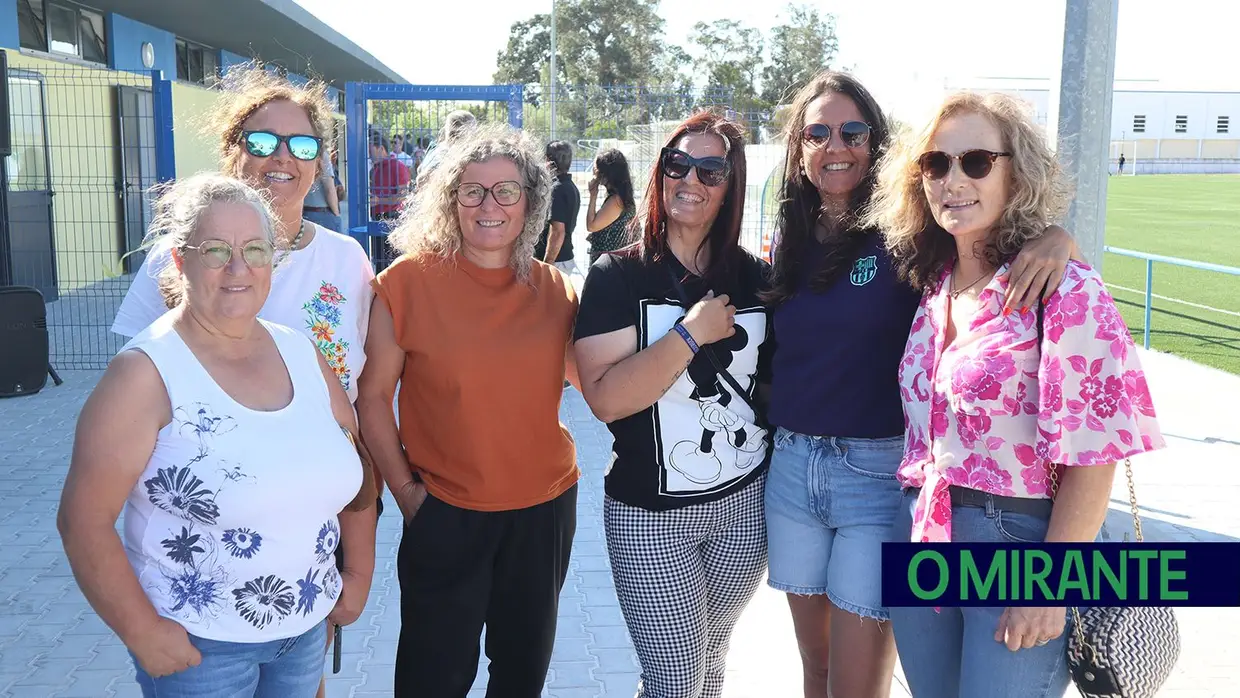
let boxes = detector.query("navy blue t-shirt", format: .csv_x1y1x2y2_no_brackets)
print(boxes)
768,233,922,438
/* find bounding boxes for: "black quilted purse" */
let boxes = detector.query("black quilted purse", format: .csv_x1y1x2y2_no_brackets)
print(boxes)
1050,459,1181,697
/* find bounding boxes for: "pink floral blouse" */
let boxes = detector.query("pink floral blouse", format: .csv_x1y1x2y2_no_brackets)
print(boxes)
897,260,1165,543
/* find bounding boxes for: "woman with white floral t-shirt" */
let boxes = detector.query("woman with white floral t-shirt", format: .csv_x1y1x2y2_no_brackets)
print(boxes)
863,91,1165,698
112,64,374,407
108,64,380,698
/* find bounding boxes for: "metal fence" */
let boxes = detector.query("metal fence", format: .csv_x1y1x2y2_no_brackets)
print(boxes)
353,83,787,264
1104,246,1240,350
3,57,174,370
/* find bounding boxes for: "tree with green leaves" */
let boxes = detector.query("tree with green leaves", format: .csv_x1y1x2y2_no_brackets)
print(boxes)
691,19,764,103
493,0,685,88
761,4,839,106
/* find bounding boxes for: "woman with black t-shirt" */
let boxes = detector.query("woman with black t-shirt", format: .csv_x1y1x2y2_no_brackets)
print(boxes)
573,111,774,698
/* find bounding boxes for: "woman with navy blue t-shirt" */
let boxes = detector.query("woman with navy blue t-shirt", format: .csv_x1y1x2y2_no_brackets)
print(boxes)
760,71,1079,698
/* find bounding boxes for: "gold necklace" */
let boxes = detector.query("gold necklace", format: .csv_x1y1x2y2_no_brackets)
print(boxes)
950,268,990,299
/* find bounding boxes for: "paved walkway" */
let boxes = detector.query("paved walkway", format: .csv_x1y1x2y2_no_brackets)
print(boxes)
1,344,1237,697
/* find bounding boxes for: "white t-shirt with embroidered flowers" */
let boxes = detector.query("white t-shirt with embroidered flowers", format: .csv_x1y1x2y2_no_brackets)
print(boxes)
111,223,375,404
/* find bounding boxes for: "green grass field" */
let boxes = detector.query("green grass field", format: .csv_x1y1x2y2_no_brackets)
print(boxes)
1101,174,1240,375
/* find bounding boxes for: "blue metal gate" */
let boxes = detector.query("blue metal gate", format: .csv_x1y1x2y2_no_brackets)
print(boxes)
342,83,524,263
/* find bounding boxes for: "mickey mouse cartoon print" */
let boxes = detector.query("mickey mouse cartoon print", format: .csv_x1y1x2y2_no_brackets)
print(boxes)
640,299,770,497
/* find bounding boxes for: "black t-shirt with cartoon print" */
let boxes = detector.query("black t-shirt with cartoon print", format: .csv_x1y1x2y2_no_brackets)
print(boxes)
574,247,775,512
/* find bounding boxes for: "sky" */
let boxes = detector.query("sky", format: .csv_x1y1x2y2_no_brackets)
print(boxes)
293,0,1237,122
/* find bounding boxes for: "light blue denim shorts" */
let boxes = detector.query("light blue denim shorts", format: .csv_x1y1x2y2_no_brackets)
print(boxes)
763,426,905,621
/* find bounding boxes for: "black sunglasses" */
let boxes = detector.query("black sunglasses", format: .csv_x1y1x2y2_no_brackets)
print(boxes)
660,147,731,187
802,121,871,149
917,149,1012,180
242,130,322,161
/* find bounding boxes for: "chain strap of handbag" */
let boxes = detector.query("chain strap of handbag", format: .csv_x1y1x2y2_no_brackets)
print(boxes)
1047,457,1143,665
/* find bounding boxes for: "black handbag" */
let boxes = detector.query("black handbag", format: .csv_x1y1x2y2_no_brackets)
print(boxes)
1050,460,1181,697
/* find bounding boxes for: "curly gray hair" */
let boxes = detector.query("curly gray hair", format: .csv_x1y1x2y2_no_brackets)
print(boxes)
385,122,554,282
136,172,279,308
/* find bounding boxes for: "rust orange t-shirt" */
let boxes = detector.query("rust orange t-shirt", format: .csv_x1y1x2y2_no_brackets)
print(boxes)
372,251,579,511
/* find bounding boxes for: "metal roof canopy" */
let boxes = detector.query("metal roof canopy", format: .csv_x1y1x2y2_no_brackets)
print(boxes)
87,0,403,84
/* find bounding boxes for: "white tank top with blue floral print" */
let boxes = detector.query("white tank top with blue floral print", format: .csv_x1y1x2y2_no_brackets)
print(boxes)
120,313,363,643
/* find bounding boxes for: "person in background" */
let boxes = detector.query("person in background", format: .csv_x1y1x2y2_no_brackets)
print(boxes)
535,140,582,282
417,110,478,187
866,90,1165,698
390,133,416,173
303,147,342,233
760,70,1078,698
585,148,637,266
573,110,774,698
369,134,411,222
59,173,377,698
357,122,579,698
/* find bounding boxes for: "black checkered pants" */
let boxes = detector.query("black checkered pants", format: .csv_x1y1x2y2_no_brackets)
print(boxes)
603,474,768,698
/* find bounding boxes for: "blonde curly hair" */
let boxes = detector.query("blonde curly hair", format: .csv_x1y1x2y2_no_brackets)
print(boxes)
208,62,338,180
385,122,553,283
863,91,1073,292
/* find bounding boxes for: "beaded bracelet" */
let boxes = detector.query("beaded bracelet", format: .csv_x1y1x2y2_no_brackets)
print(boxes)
673,322,700,354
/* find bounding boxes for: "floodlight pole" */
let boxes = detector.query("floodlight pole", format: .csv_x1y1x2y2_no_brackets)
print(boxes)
1047,0,1120,271
549,0,557,140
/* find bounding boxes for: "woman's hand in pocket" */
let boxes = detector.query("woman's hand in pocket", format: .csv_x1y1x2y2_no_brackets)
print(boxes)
130,616,202,677
394,479,428,525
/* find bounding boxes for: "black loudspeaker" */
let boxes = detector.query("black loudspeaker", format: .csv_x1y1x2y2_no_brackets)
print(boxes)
0,286,51,397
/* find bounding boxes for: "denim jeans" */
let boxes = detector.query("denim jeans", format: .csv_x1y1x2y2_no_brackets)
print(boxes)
887,489,1071,698
132,620,327,698
763,427,904,620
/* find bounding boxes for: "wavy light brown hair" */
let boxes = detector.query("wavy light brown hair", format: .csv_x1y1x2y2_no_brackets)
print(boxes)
208,62,337,179
864,91,1073,292
631,109,749,293
385,122,553,283
763,71,891,305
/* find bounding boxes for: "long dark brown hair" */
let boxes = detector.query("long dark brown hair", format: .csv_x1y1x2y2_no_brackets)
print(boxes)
632,109,749,292
763,71,891,305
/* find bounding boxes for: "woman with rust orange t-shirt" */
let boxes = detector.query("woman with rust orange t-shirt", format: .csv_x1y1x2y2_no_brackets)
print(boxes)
357,124,580,698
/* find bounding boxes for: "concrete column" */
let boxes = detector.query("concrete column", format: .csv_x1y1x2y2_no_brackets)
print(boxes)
1046,0,1120,271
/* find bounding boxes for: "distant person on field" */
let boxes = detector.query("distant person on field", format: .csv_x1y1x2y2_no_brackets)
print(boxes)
535,140,582,279
1118,153,1126,175
585,148,637,266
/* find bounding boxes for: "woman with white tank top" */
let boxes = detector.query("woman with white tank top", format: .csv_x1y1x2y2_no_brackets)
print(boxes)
58,174,378,698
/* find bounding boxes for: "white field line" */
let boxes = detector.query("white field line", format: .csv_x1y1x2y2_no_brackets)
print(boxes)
1106,283,1240,319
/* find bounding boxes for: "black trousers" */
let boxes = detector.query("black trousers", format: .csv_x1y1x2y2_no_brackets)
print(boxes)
395,484,577,698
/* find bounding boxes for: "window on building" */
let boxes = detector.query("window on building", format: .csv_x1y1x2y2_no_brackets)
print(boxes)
46,3,77,56
78,10,106,64
176,39,220,87
1132,115,1146,133
336,91,346,114
1175,115,1188,134
1219,116,1231,134
17,0,48,52
17,0,107,63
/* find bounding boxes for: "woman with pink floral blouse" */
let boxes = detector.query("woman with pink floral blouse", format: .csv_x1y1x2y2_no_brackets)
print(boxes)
863,91,1166,698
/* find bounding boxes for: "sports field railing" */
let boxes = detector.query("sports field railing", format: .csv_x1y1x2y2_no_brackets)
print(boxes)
1103,246,1240,350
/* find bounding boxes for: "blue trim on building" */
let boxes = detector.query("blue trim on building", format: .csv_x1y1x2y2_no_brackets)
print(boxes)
108,14,177,77
151,70,177,183
0,0,18,50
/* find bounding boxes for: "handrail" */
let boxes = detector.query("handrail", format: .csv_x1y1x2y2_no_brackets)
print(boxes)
1102,246,1240,349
